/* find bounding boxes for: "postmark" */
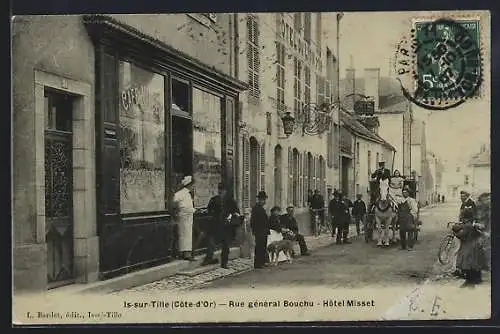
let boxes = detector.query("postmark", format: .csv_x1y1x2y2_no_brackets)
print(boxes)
394,17,483,110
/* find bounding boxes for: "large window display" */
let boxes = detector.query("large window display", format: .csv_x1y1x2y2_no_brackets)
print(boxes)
192,88,222,208
119,61,166,213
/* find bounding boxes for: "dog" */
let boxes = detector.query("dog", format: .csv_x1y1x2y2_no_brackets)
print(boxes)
267,239,296,266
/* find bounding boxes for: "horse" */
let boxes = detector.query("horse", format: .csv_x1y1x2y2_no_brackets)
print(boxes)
373,192,398,247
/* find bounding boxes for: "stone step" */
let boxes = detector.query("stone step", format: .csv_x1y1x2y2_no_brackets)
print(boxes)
178,263,220,277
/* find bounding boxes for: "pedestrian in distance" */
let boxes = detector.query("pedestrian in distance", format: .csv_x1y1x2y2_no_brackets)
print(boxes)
172,175,196,261
250,191,270,269
203,183,241,269
352,194,367,236
310,189,326,229
280,205,310,256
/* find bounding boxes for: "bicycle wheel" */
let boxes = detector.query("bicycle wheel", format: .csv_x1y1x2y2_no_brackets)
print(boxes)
438,234,457,265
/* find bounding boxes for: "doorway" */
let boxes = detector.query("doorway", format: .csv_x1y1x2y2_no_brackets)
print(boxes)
44,89,75,288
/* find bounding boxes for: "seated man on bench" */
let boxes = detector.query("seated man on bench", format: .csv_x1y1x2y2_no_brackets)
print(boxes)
280,205,310,256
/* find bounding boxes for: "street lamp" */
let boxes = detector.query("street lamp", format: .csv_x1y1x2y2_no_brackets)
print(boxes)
280,111,295,137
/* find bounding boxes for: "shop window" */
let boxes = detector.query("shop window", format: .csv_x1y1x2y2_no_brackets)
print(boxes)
192,87,222,208
118,61,165,214
171,78,193,188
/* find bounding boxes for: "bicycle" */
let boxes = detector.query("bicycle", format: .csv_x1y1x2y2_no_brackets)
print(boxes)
438,222,459,265
311,209,332,237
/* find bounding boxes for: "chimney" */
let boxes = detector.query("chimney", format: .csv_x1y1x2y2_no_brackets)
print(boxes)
364,68,380,111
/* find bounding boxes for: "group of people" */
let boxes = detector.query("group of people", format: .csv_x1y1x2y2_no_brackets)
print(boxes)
452,190,491,287
171,176,241,269
250,191,311,269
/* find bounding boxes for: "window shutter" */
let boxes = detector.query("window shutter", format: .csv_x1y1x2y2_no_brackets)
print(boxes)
314,156,319,190
322,160,327,200
243,135,250,208
298,152,303,207
259,142,266,192
303,151,308,206
288,147,293,205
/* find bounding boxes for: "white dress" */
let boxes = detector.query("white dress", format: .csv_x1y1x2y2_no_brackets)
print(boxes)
267,229,289,262
173,187,195,252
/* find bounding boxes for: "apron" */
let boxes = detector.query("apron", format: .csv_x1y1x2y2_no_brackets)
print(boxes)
177,213,194,252
398,200,415,231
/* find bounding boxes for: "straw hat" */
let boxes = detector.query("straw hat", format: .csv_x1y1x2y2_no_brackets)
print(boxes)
181,175,193,187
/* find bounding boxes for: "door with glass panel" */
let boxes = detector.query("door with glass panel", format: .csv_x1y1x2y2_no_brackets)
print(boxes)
44,89,74,288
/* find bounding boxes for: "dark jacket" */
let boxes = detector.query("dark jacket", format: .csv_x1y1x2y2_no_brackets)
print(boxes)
250,204,269,236
371,168,391,181
269,214,282,233
453,222,485,271
329,198,350,222
310,194,325,210
459,198,477,223
352,199,367,217
207,194,239,223
280,214,299,234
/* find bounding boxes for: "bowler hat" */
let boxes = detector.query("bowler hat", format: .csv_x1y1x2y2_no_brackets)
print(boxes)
257,190,268,199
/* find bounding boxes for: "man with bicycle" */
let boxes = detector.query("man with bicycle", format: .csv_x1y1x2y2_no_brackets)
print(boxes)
310,189,325,233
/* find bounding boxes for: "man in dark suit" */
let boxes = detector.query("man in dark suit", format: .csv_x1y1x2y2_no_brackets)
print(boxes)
204,183,240,269
352,194,367,236
250,191,270,269
280,205,310,256
310,189,326,228
329,191,351,244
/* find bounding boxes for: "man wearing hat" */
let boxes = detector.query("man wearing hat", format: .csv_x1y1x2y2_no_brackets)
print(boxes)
250,191,270,268
280,205,310,256
370,160,392,211
172,175,196,261
204,183,241,268
352,194,367,236
459,190,477,224
398,186,419,250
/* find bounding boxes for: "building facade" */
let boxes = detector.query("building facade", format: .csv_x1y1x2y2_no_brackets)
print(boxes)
236,13,341,234
12,14,247,291
469,144,491,195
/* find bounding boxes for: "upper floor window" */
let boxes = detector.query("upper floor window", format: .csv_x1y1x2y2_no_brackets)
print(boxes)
247,15,261,98
276,42,286,112
293,57,303,119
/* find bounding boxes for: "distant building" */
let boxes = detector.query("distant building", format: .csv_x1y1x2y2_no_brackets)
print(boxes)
468,144,491,195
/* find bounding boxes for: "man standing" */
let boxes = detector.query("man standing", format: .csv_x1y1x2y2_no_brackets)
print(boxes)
352,194,367,236
310,189,325,228
459,190,477,223
172,175,196,261
328,190,340,239
204,183,240,269
338,193,352,244
250,191,270,269
280,205,310,256
398,187,419,251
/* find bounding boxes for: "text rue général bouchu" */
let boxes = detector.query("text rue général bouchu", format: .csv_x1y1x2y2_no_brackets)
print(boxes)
123,299,376,310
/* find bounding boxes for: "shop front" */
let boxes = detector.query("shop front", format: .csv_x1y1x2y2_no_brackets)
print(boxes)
84,15,247,279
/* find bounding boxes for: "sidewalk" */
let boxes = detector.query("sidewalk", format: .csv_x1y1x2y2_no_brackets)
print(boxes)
120,227,360,293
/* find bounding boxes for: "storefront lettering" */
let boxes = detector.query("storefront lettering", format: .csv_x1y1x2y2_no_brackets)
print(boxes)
121,85,161,122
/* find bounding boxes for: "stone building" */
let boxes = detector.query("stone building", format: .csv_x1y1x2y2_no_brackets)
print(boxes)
12,14,247,291
468,144,491,195
235,13,342,234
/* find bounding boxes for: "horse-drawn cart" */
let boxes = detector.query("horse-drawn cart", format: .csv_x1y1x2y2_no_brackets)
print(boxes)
364,178,421,244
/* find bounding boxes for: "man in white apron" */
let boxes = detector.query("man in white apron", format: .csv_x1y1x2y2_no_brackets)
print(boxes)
173,175,196,261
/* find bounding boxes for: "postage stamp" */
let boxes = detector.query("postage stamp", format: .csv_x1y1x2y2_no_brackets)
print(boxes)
395,15,484,110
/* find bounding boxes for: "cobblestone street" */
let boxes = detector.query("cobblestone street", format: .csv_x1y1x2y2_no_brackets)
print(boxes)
117,202,491,294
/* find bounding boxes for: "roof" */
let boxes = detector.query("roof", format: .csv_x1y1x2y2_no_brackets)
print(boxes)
341,111,396,151
469,150,490,166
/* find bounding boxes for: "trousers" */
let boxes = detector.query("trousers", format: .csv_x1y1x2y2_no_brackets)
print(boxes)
254,233,268,268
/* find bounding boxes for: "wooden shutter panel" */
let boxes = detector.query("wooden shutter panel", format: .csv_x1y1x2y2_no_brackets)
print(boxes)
302,151,308,206
314,156,319,190
288,147,293,205
298,152,303,207
243,135,250,208
327,130,333,167
259,142,266,192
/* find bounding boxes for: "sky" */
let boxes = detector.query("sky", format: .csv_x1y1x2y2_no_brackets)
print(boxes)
332,11,490,168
